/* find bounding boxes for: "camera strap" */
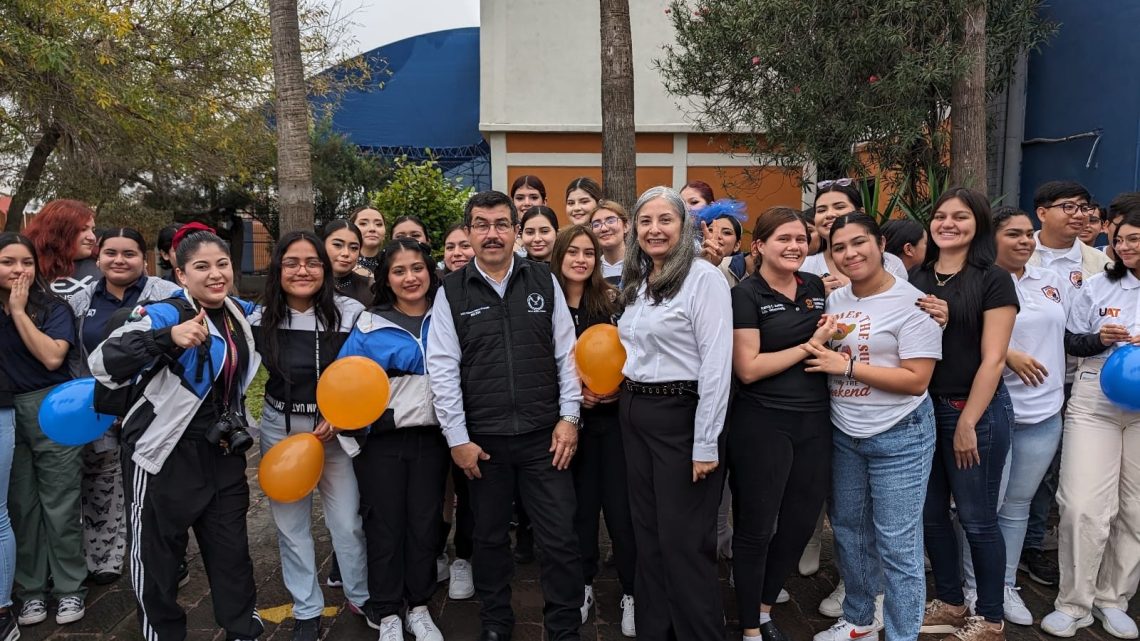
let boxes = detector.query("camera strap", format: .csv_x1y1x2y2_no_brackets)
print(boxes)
202,305,241,416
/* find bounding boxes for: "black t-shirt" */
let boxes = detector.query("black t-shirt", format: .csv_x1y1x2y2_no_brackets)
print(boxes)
569,302,620,431
910,263,1019,398
0,297,75,398
731,272,828,410
50,258,101,304
379,308,425,338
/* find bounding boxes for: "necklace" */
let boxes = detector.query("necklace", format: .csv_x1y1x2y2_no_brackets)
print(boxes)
934,270,959,287
855,273,893,300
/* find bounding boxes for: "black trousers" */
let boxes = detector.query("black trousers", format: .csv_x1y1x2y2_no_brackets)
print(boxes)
449,462,475,560
572,412,636,593
468,427,582,640
620,390,726,641
354,425,449,618
728,400,831,628
122,439,262,641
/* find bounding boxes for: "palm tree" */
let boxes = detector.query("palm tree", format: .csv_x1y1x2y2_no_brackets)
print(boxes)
600,0,637,210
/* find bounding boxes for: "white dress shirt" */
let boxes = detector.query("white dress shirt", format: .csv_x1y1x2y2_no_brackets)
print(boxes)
617,259,733,462
426,257,582,448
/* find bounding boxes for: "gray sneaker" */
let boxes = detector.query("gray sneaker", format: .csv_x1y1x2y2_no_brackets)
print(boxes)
55,595,85,625
17,599,46,626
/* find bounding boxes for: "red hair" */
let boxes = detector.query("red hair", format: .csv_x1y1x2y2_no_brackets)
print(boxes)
682,180,715,204
23,199,96,282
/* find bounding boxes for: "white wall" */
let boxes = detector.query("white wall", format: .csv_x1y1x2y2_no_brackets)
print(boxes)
480,0,693,132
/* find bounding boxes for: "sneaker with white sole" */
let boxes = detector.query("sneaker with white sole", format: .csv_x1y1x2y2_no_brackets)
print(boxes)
1093,606,1139,639
620,594,636,637
378,614,403,641
17,599,46,626
448,559,474,600
436,553,450,583
819,581,846,618
874,594,884,629
55,595,85,625
405,605,444,641
0,610,17,641
813,618,879,641
580,585,595,624
1040,610,1093,637
1002,586,1032,626
777,588,790,604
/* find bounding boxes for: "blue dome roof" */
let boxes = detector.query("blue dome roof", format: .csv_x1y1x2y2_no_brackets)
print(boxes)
318,27,481,150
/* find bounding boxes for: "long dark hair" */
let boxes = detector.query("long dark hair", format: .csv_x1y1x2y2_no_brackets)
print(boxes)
321,218,363,243
551,225,619,321
924,187,998,333
1106,210,1140,282
373,238,441,309
0,232,59,323
881,219,924,258
259,231,341,381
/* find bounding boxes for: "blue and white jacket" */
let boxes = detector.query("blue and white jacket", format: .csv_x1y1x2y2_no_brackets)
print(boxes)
89,292,261,474
338,307,438,431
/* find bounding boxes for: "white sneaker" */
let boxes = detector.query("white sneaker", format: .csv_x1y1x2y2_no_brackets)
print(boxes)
406,605,444,641
799,530,822,576
964,587,978,616
874,593,884,629
1002,585,1032,626
813,618,879,641
436,553,450,582
448,559,475,600
777,588,791,604
580,585,595,624
1041,610,1094,637
55,595,86,625
819,581,846,618
17,599,46,626
620,594,636,637
378,614,403,641
1093,606,1139,639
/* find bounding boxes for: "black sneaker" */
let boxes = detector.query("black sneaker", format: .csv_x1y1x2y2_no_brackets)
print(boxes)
1019,548,1059,586
760,620,792,641
326,555,343,588
292,616,321,641
0,610,18,641
90,571,121,586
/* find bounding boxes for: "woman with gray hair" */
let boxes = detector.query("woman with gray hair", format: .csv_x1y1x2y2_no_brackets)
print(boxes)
616,186,733,640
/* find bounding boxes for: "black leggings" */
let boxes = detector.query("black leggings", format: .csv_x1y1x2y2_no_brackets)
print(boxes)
729,399,831,629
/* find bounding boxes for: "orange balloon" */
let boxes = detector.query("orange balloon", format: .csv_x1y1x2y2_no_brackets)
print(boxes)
259,433,324,503
576,324,627,395
316,356,391,429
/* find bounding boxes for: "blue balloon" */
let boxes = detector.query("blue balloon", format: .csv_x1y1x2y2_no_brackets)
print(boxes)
38,378,117,446
1100,344,1140,411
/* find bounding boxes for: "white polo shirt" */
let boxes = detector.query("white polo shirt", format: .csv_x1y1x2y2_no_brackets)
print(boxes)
1067,270,1140,362
1003,266,1068,424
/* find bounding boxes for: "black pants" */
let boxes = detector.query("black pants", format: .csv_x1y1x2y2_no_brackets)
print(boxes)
728,401,831,628
468,427,582,640
122,439,262,641
354,425,449,619
449,463,475,560
572,413,636,593
620,390,725,641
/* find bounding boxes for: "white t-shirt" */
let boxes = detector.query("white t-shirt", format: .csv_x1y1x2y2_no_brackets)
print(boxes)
825,278,943,438
1067,270,1140,362
801,252,909,281
601,257,623,280
1003,266,1068,424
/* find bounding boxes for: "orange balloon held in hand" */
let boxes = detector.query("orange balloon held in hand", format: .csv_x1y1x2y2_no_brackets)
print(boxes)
259,433,325,503
576,324,627,395
316,356,390,429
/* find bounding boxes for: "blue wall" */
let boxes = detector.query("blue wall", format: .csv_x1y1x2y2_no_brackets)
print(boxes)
1020,0,1140,210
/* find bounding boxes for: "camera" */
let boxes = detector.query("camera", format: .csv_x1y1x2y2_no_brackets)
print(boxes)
205,411,254,456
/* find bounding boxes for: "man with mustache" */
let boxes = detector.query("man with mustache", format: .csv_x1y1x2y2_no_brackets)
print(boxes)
426,190,584,641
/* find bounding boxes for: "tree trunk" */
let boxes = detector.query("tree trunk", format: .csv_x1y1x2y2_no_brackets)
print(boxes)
5,122,63,231
269,0,314,235
950,1,987,192
599,0,637,210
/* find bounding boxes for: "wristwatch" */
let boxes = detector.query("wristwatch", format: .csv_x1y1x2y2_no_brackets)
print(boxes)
560,415,581,428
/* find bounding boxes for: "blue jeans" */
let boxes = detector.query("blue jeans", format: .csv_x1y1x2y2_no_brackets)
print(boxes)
0,408,14,608
831,398,934,641
1000,412,1063,585
924,385,1013,622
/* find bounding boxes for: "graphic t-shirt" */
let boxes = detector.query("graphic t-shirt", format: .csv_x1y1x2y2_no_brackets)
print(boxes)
50,258,101,303
825,278,943,438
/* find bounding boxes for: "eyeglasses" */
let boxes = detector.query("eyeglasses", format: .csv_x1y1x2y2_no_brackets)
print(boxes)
467,220,515,234
1112,233,1140,249
281,259,324,272
1086,216,1102,225
590,216,620,230
1045,202,1096,216
818,178,854,189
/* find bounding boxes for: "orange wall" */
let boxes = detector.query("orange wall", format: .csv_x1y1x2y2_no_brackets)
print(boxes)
507,133,674,154
686,167,804,239
509,165,672,226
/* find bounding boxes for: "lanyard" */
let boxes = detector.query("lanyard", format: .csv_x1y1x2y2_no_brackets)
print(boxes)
218,311,239,411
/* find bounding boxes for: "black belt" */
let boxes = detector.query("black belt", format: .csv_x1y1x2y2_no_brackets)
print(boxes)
624,379,699,397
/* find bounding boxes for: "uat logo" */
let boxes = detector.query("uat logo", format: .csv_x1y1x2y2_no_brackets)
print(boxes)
1069,271,1084,289
1099,307,1121,318
1041,286,1061,303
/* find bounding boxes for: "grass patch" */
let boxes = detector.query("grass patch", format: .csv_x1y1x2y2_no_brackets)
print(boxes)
246,366,268,421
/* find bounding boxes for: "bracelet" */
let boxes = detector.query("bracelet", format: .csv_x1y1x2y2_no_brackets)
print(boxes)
844,358,855,379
